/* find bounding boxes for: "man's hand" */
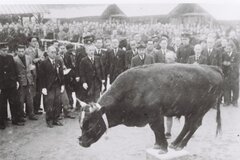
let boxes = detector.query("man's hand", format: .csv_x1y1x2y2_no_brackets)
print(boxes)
60,85,65,93
76,77,80,82
42,88,47,95
33,58,41,63
102,80,105,84
16,82,19,89
83,83,88,90
223,61,231,66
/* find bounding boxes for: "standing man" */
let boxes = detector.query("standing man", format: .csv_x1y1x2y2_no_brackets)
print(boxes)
14,45,38,120
63,44,76,108
188,44,207,64
80,45,105,102
94,38,108,91
108,39,126,84
39,46,65,128
131,44,154,67
222,43,240,107
0,43,24,129
25,36,44,115
154,38,173,63
176,34,194,63
202,37,222,68
126,40,138,69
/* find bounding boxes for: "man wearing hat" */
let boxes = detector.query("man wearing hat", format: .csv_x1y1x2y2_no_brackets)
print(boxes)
131,44,154,68
64,43,77,108
0,43,25,129
176,33,194,63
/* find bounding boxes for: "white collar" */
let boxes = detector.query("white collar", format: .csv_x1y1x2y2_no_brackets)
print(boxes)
229,52,233,57
49,57,55,63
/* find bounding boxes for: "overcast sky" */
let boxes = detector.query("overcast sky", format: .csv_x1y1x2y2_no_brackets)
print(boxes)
1,0,240,20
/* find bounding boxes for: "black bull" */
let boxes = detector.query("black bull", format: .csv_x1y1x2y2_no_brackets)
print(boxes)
78,63,223,154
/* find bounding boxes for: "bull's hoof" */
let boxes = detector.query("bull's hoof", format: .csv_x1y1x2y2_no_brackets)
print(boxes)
153,144,161,149
169,143,183,151
158,149,168,154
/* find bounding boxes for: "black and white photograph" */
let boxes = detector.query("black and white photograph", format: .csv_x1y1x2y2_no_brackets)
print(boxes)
0,0,240,159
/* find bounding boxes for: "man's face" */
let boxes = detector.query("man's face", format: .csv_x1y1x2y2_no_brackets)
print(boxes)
48,47,57,59
86,46,95,57
225,45,232,53
112,40,119,49
221,39,227,47
59,46,67,55
17,48,25,57
95,40,103,49
53,42,59,49
130,41,137,50
138,48,145,56
182,38,189,45
30,38,38,48
175,37,181,46
160,40,168,50
147,41,154,51
0,48,8,56
194,45,202,56
207,38,215,49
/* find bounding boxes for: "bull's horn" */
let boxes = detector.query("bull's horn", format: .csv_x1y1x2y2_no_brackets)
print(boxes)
76,98,87,108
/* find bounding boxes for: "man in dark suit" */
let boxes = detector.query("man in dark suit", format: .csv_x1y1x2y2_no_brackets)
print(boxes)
14,45,38,121
202,37,222,68
80,45,105,102
222,43,240,107
126,40,138,69
154,38,172,63
0,43,24,129
188,44,208,64
176,34,194,63
131,44,155,68
94,38,108,91
39,46,65,128
63,44,76,107
108,39,126,84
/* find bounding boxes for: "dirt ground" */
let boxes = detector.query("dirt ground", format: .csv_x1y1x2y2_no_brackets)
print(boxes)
0,104,240,160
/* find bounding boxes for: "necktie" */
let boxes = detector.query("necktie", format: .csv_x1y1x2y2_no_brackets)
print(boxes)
52,60,56,68
114,49,117,56
90,57,94,64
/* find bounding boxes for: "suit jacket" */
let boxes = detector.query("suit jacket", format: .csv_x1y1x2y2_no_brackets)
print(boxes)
39,58,64,90
80,56,104,87
125,49,138,69
222,51,240,80
0,55,18,89
14,55,34,86
94,48,108,75
154,49,172,63
202,48,222,68
108,48,126,83
187,55,208,64
177,44,194,63
131,54,155,68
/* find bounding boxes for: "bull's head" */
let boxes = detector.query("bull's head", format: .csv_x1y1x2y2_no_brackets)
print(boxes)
77,99,107,148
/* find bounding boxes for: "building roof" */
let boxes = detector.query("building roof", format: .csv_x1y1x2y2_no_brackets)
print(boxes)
0,5,49,15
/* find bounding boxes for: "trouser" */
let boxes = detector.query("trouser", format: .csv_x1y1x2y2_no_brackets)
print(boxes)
65,85,73,107
61,89,72,115
75,81,85,110
0,87,21,123
18,85,35,117
86,79,101,103
44,84,61,122
33,92,41,112
224,79,239,104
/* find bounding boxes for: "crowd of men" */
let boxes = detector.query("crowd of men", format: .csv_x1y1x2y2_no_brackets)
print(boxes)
0,20,240,131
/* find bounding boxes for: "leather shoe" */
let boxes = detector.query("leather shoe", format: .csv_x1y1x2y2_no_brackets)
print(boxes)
0,123,6,129
53,121,63,126
18,117,26,123
12,121,25,126
29,115,38,120
34,111,43,115
47,121,53,128
64,114,75,119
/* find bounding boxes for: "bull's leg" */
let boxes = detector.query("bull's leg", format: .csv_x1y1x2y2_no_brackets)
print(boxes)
169,116,191,149
149,114,168,154
176,117,203,149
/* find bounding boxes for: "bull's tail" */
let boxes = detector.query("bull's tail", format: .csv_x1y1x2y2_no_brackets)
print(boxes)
216,97,222,136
